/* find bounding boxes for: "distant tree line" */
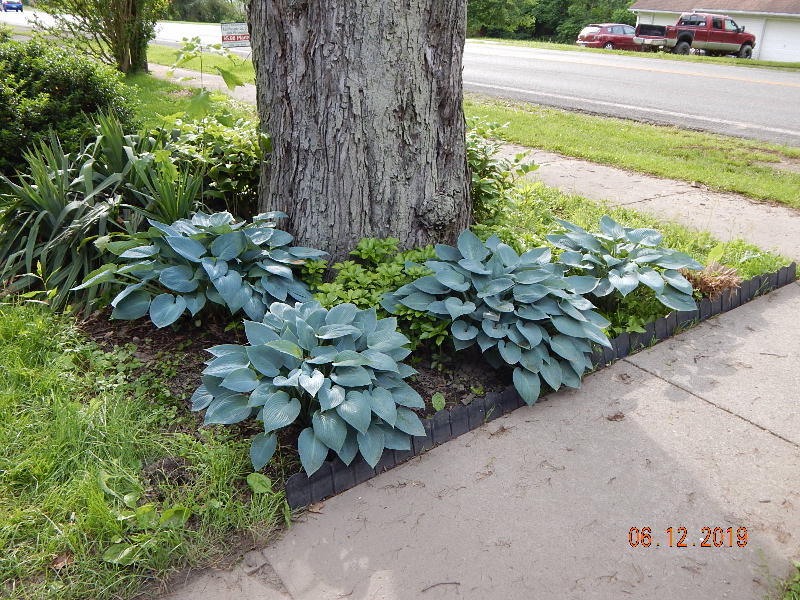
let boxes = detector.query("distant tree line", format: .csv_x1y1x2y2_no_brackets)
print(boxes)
467,0,636,43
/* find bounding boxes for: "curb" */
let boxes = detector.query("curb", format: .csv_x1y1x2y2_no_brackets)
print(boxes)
285,263,797,509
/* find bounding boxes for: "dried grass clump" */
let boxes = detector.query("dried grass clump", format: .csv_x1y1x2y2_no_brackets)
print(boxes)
682,262,742,299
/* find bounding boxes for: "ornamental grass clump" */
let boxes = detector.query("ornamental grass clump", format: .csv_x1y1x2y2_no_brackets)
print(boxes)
192,301,426,475
382,229,613,405
76,211,326,327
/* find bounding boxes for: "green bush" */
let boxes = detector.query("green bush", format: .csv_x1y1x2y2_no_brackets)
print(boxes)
166,0,245,23
192,301,425,475
0,39,134,174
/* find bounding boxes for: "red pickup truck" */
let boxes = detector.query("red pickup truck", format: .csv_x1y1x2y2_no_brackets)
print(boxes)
634,13,756,58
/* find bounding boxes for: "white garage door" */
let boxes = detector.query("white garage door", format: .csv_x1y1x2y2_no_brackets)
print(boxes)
759,19,800,62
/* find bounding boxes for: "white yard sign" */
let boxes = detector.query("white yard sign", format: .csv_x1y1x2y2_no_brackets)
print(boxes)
221,22,250,48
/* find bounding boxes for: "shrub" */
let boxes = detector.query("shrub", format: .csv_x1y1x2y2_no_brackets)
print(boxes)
549,216,702,313
166,0,246,23
192,301,426,475
0,39,134,174
313,238,450,349
383,229,612,405
78,212,326,327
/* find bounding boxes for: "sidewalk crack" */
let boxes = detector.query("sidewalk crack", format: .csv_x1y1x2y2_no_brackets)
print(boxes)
623,360,799,449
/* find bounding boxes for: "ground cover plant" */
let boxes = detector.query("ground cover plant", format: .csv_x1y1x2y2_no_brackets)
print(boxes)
464,95,800,208
0,302,289,600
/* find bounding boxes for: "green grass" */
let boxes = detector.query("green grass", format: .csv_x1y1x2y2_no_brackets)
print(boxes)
464,95,800,209
124,72,256,129
782,565,800,599
469,37,800,70
148,43,256,84
0,304,290,600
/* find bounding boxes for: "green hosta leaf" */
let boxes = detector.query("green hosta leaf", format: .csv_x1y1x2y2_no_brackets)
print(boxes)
246,472,274,494
221,367,259,392
336,391,372,434
637,267,665,294
431,392,446,412
261,392,301,432
149,293,187,328
560,362,583,389
452,319,479,341
608,270,639,297
331,365,372,387
298,428,328,475
357,424,386,467
317,324,362,339
656,288,697,312
111,289,151,320
299,369,325,397
244,320,279,346
662,269,694,295
250,432,278,470
368,388,397,426
204,394,251,424
513,367,541,405
312,410,348,452
165,236,206,262
394,407,425,437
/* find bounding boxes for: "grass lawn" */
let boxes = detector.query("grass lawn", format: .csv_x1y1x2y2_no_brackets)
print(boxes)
464,95,800,209
0,304,290,600
148,43,256,84
469,37,800,71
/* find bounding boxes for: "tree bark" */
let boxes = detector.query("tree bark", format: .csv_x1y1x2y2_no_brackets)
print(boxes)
248,0,471,262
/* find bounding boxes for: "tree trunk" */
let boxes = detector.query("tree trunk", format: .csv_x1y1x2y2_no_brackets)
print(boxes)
248,0,471,262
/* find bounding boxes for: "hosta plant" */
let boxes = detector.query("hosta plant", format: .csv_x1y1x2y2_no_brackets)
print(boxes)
548,216,702,312
76,211,326,327
191,301,426,475
382,230,612,405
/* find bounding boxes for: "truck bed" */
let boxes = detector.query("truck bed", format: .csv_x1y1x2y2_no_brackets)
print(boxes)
636,24,667,37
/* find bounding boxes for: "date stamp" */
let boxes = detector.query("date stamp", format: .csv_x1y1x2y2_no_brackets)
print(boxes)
629,527,748,548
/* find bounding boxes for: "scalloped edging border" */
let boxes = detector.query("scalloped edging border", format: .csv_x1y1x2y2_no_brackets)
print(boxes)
285,263,797,509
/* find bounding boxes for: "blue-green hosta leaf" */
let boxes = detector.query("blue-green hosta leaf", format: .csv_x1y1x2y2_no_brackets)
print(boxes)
312,410,348,452
367,388,397,426
332,350,369,367
563,275,599,295
317,324,362,339
398,291,436,311
357,424,386,468
539,359,563,391
549,335,583,363
367,331,410,352
261,276,288,301
157,265,197,293
513,367,541,405
165,236,206,262
245,345,281,376
476,278,513,299
581,320,612,348
481,320,509,339
656,250,702,270
451,319,479,341
550,315,587,339
250,432,278,470
394,407,425,436
560,361,583,389
183,292,206,316
318,383,346,411
119,244,159,259
599,215,626,239
325,303,358,325
656,287,697,312
516,321,544,346
391,384,425,409
434,243,462,261
662,270,694,295
266,339,303,358
244,320,279,346
626,227,663,246
299,369,325,397
458,258,492,275
477,332,498,352
495,243,520,267
360,350,398,372
519,247,551,267
380,426,411,451
483,294,515,313
456,229,490,262
331,365,372,387
204,394,251,424
336,391,372,434
444,297,477,319
608,270,639,297
287,246,327,259
211,231,247,260
191,385,214,411
111,289,151,320
515,305,548,321
557,300,587,322
412,276,449,295
244,227,274,245
431,266,470,292
149,293,187,328
295,318,317,350
498,340,522,365
520,348,543,373
204,352,250,377
513,283,548,303
335,430,358,465
221,367,259,392
396,363,417,378
249,382,277,407
307,346,338,364
261,392,301,432
557,250,584,267
212,271,243,305
297,428,328,475
637,267,665,294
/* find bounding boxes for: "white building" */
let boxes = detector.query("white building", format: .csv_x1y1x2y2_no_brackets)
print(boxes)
629,0,800,61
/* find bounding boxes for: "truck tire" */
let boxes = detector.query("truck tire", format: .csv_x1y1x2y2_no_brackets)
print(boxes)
673,41,691,55
738,44,753,59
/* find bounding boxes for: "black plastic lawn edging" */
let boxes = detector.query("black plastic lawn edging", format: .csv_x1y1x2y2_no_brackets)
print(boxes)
284,263,797,509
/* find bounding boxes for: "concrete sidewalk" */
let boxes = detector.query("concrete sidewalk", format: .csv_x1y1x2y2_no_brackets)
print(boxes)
162,281,800,600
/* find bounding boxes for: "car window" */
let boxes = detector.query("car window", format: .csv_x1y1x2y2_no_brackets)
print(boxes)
712,17,723,29
611,26,624,34
623,25,635,34
679,15,706,27
725,18,739,31
579,26,601,36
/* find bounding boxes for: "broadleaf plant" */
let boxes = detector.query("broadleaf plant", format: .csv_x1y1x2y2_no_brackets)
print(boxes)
548,216,702,313
75,211,326,327
192,301,426,475
382,230,613,406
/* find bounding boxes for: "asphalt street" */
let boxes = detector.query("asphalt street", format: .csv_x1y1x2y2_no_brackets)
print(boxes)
3,10,799,146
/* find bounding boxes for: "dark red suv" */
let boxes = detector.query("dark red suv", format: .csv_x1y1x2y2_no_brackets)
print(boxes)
576,23,639,51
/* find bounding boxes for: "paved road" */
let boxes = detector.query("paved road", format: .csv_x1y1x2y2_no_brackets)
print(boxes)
4,11,800,146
